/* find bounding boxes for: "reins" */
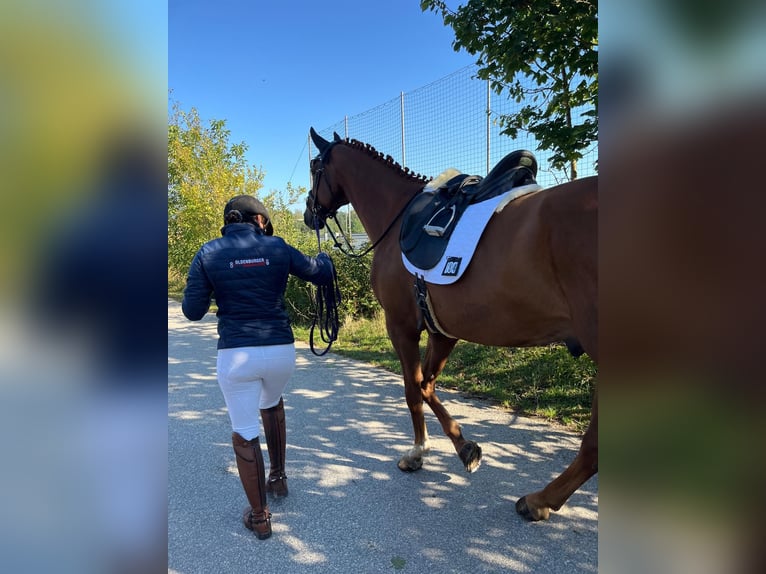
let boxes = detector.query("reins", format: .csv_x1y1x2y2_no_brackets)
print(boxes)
310,145,419,258
308,218,341,356
321,195,415,258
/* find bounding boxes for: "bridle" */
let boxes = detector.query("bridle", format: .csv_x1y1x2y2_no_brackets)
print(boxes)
307,143,418,259
304,142,343,357
307,155,339,230
304,137,421,356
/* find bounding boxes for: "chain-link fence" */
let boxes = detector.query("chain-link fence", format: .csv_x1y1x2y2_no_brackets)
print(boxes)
312,65,597,189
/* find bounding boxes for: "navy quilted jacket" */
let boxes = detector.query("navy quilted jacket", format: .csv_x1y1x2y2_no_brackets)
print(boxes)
182,223,334,349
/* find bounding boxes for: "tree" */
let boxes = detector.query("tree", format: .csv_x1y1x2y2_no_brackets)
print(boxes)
168,100,265,275
421,0,597,179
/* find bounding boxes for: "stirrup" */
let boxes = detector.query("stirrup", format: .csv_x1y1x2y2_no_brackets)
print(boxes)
423,205,456,237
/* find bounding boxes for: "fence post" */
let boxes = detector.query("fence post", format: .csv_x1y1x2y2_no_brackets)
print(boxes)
486,79,491,174
400,91,406,168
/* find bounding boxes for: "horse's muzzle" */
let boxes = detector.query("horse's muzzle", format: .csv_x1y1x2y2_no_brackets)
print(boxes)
303,209,325,230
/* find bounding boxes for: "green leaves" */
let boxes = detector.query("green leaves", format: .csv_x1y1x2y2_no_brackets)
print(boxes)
421,0,598,179
167,100,266,275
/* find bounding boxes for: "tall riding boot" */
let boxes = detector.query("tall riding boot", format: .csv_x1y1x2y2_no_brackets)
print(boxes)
232,432,272,539
260,397,288,497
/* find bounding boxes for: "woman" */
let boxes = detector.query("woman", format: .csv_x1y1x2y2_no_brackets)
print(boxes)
182,194,334,540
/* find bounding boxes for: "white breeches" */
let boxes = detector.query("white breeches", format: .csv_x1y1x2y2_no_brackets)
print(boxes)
216,344,295,440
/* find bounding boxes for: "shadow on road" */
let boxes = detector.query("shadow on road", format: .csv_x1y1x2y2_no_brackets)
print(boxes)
168,301,597,573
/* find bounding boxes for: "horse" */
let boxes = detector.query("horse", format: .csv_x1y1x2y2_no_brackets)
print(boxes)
304,129,598,521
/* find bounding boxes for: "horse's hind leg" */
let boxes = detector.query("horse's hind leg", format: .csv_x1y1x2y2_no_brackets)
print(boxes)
420,334,483,472
516,390,598,520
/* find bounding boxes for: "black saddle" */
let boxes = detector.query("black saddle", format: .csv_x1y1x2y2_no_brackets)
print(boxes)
400,150,538,270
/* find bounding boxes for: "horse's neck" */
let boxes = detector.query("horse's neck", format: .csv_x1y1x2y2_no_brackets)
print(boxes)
339,150,422,242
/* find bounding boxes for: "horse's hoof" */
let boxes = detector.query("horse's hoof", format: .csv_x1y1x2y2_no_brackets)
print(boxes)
515,496,551,521
459,441,482,473
398,456,423,472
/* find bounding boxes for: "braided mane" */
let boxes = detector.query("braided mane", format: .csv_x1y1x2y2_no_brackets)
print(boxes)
344,138,429,183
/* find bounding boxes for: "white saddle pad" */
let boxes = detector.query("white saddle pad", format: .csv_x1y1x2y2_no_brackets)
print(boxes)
402,184,542,285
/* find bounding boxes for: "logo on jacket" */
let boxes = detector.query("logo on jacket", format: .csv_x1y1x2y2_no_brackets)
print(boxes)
231,258,269,268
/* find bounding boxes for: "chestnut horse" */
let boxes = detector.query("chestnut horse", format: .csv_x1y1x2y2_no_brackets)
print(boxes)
304,129,597,521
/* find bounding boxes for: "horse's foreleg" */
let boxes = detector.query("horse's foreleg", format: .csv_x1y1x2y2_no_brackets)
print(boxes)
398,373,431,471
389,327,431,472
516,390,598,520
420,335,483,472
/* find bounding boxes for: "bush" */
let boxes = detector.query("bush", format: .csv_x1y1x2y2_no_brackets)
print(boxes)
168,267,187,298
285,236,380,327
328,247,379,320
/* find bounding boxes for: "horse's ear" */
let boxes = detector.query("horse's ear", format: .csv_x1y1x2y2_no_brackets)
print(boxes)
310,127,330,154
333,132,342,142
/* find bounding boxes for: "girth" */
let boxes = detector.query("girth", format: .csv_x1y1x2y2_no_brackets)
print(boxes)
413,274,456,338
400,149,538,271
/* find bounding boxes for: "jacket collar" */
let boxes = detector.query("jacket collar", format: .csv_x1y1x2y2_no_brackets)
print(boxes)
220,222,262,236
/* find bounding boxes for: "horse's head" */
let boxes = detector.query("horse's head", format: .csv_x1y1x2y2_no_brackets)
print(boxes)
303,128,348,230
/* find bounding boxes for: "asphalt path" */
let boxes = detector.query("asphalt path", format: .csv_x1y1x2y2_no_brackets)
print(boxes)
168,300,598,573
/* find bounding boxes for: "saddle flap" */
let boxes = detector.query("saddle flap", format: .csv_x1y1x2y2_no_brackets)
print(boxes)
400,189,475,269
400,191,439,252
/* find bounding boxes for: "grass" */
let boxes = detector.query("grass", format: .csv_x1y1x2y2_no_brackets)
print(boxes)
295,312,596,433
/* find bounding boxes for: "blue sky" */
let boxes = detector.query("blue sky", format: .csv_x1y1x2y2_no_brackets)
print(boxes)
169,0,476,194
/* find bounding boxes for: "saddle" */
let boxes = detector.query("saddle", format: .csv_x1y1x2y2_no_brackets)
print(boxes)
400,150,538,270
